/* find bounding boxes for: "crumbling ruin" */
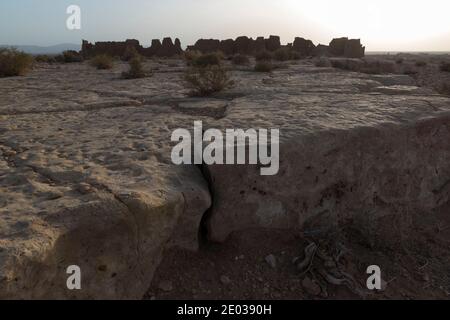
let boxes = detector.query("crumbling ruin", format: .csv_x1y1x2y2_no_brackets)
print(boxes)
81,36,365,58
81,37,183,59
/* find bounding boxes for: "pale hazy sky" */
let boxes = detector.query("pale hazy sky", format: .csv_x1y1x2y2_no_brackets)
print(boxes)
1,0,449,51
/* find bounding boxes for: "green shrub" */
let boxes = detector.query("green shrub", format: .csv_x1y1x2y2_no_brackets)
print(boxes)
191,52,223,67
0,48,34,77
232,54,250,65
121,56,146,79
273,48,291,61
90,54,114,70
440,62,450,72
62,50,83,63
184,65,234,96
255,50,273,61
254,61,274,72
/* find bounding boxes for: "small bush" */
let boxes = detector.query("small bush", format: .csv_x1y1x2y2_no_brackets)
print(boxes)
360,60,396,74
396,58,404,64
232,54,250,65
254,61,274,72
0,48,34,77
436,82,450,96
184,65,234,96
35,54,57,63
291,51,302,60
62,50,83,63
315,57,332,67
121,56,146,79
184,50,201,63
121,46,140,62
440,62,450,72
273,48,291,61
255,50,273,61
90,54,114,70
415,60,427,67
191,52,223,67
403,68,418,76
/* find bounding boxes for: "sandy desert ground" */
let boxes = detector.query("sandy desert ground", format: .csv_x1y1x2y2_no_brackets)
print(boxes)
1,55,450,299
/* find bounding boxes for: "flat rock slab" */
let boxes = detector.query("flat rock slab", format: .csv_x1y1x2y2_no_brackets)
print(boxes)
1,60,449,298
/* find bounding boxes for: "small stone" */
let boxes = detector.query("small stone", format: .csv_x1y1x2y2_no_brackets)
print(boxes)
302,277,321,296
220,275,231,285
265,254,277,269
158,280,173,292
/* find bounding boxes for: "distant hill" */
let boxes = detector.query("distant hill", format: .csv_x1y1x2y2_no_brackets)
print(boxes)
0,43,80,55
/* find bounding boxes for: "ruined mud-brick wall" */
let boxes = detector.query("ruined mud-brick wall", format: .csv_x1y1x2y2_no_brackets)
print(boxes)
81,36,365,59
81,37,183,58
187,36,365,58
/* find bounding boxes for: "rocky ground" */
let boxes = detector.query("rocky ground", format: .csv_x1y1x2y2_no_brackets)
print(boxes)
1,56,450,299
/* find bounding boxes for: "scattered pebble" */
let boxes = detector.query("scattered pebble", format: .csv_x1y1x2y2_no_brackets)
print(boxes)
220,275,231,285
158,280,173,292
301,277,321,296
265,254,277,269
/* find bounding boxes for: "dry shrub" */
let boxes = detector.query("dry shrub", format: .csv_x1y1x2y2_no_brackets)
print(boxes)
291,51,302,60
122,56,146,79
315,57,332,67
121,46,141,62
440,62,450,72
254,61,274,72
415,60,427,67
403,68,418,76
191,52,223,67
436,83,450,96
360,60,396,74
255,50,273,61
273,48,292,61
396,58,404,64
232,54,250,65
35,54,57,63
184,50,201,63
330,58,396,74
0,48,34,77
62,50,83,63
184,65,234,96
90,54,114,70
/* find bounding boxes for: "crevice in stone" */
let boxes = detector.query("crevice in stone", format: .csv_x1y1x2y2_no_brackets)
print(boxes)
197,163,215,248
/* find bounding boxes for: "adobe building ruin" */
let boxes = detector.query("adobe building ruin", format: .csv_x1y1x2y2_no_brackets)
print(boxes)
81,36,365,58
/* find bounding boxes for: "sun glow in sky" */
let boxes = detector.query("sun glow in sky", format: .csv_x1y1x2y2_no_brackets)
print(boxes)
0,0,449,51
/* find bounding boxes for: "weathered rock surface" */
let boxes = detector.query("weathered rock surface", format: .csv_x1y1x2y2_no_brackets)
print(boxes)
1,59,449,299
